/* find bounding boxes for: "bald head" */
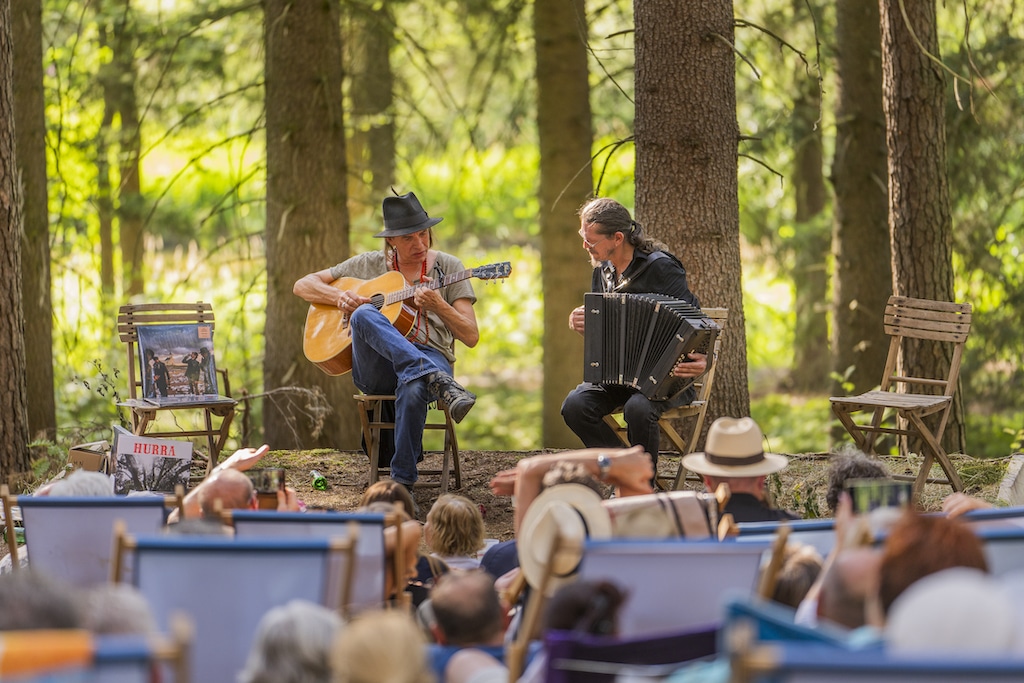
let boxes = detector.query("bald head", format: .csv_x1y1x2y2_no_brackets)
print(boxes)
198,469,254,517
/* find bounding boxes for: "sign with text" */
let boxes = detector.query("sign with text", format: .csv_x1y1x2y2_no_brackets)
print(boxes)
112,425,192,495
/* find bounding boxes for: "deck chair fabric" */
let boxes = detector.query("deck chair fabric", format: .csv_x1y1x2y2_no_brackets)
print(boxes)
543,625,718,683
229,509,385,614
735,520,837,560
0,629,190,683
576,538,771,637
974,527,1024,576
10,495,168,586
603,308,728,490
730,640,1024,683
117,302,237,476
722,596,870,649
829,296,972,495
959,505,1024,532
119,534,344,683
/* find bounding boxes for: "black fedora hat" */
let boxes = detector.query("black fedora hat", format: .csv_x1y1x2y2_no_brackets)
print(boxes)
375,191,443,238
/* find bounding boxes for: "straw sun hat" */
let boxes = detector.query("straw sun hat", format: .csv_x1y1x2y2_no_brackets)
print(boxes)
680,417,788,478
517,484,612,594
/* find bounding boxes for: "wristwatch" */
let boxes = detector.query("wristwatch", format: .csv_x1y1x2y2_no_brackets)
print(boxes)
597,453,612,482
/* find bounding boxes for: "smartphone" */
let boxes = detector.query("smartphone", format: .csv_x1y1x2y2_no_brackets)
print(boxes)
845,478,913,514
247,468,286,494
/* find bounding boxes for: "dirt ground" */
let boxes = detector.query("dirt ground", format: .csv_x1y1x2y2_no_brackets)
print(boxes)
1,449,1008,559
257,448,1011,542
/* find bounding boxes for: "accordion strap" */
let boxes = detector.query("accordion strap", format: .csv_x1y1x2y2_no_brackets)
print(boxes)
603,250,668,292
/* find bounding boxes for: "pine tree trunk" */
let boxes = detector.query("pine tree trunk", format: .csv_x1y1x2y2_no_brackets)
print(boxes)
879,0,965,453
263,0,354,449
0,0,32,476
831,0,891,397
13,0,55,440
634,0,750,438
536,0,594,447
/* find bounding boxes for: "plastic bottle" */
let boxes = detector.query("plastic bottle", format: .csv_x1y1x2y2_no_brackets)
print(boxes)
310,470,328,490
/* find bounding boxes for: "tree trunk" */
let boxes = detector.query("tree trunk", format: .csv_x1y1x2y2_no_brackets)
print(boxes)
110,0,145,298
263,0,354,449
346,0,395,220
0,0,32,476
13,0,55,441
536,0,594,448
788,49,830,393
879,0,964,453
634,0,750,440
831,0,891,397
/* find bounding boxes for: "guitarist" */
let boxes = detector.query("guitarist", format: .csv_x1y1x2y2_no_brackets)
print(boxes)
293,191,479,493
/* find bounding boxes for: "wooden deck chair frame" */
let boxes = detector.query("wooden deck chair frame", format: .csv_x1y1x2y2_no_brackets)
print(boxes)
354,393,461,492
829,296,972,495
117,302,237,476
603,307,728,490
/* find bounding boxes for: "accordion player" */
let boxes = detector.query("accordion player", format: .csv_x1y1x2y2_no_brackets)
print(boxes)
582,292,720,402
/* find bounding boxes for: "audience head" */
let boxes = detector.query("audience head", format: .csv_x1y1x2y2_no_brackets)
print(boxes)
240,599,344,683
825,446,891,513
424,494,484,559
0,571,83,630
83,583,158,635
429,570,504,646
543,579,626,636
197,468,255,517
817,547,884,629
878,510,987,615
541,461,604,496
48,469,115,497
771,543,823,609
359,480,417,519
164,517,234,536
332,610,433,683
681,417,788,496
886,568,1016,654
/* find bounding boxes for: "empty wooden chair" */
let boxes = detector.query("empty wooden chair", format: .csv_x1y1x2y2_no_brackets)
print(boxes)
829,296,972,495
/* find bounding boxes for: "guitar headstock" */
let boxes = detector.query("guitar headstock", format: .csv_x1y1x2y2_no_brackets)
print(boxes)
473,262,512,281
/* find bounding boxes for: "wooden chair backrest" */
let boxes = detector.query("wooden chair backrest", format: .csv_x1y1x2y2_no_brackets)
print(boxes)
117,302,217,401
878,296,972,397
692,307,728,405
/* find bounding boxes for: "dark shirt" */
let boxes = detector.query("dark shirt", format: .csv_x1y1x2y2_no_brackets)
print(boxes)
724,492,801,523
480,539,518,580
593,249,700,308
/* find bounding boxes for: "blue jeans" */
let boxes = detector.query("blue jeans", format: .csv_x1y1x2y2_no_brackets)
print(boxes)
349,305,451,485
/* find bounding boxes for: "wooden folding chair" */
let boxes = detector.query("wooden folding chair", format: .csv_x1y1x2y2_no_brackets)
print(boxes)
354,393,461,492
829,296,972,495
117,302,237,476
604,307,728,490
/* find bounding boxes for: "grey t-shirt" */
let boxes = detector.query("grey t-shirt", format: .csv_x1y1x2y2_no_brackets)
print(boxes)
329,250,476,363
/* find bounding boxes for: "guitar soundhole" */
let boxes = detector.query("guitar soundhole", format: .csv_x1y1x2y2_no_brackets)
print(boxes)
370,294,385,310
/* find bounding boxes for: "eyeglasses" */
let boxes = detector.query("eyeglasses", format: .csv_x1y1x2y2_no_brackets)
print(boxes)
579,229,612,250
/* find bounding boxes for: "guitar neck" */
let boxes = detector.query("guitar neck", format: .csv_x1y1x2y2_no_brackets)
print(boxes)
385,268,474,305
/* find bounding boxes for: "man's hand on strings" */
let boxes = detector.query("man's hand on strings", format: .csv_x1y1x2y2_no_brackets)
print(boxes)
672,352,707,378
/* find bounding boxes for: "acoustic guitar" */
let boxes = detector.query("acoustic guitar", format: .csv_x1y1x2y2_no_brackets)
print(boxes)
303,261,512,376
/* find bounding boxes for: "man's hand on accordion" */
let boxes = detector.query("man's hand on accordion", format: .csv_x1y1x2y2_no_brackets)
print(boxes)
671,352,708,378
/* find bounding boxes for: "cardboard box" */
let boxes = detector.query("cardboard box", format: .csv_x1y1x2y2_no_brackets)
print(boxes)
67,440,110,473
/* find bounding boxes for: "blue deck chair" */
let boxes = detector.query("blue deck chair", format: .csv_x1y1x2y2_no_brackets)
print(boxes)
577,538,771,637
113,532,352,683
227,509,385,614
1,492,171,586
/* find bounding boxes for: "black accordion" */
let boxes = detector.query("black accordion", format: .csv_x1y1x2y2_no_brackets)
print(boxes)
583,292,720,401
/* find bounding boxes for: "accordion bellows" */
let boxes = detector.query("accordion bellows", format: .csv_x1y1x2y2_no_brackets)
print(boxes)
583,292,720,401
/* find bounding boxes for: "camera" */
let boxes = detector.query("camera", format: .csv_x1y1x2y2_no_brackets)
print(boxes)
247,468,286,494
845,478,913,514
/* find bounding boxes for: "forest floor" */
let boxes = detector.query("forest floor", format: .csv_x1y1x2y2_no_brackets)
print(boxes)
1,449,1009,560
